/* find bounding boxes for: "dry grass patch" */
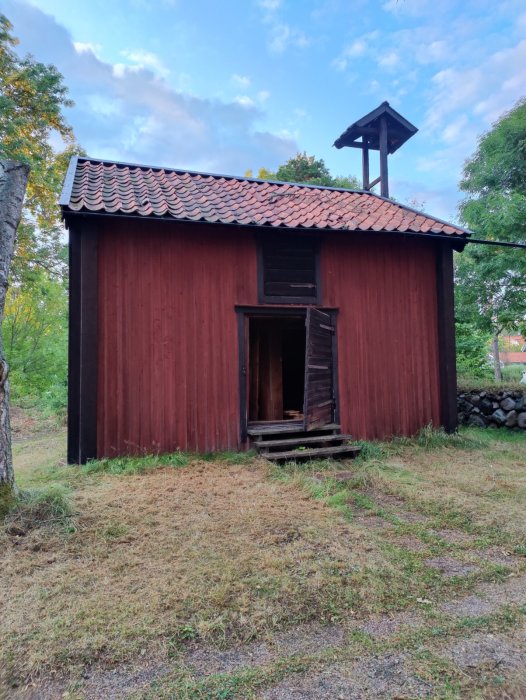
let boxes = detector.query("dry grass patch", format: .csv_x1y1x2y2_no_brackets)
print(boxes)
353,428,526,540
1,458,388,687
3,423,526,699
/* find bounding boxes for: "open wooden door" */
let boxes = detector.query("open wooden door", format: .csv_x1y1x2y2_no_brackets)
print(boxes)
303,308,335,431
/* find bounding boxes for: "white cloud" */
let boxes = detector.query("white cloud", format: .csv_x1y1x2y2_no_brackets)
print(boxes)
441,114,468,144
415,40,448,64
382,0,428,17
234,95,256,108
6,1,297,176
86,94,121,118
332,57,348,71
231,74,251,88
332,32,378,71
269,23,310,53
120,49,170,78
346,39,367,57
294,108,307,119
257,0,281,9
73,41,102,58
257,90,271,103
424,39,526,136
378,51,400,70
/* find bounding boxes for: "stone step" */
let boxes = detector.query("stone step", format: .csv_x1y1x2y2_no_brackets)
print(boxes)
262,444,361,462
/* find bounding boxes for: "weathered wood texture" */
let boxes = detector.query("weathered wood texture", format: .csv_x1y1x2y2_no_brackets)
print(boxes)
321,233,441,439
96,220,257,456
304,307,334,430
95,222,441,455
0,161,30,489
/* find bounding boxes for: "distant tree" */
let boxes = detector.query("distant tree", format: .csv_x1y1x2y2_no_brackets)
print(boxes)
4,271,68,407
250,152,360,189
456,99,526,381
275,152,333,185
455,322,493,381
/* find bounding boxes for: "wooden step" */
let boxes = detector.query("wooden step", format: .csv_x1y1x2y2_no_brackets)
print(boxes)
262,444,361,462
247,423,341,437
255,433,353,451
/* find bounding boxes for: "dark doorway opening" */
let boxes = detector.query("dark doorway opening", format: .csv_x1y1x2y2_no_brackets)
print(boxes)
248,316,305,422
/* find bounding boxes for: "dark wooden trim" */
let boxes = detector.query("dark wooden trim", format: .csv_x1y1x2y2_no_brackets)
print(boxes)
237,311,248,443
67,226,81,464
63,212,471,250
379,115,389,198
235,305,338,315
362,137,370,190
256,233,321,305
436,243,457,433
330,311,340,426
67,218,99,463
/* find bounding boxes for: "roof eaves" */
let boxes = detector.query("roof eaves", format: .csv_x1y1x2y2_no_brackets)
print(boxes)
362,190,471,237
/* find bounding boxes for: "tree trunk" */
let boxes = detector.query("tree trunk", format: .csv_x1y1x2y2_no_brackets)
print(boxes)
492,334,502,382
0,161,30,500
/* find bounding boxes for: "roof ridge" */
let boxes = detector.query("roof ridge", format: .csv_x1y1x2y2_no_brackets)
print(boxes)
75,155,369,195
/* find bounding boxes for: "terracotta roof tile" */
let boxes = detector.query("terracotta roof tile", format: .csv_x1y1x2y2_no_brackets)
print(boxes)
60,157,469,238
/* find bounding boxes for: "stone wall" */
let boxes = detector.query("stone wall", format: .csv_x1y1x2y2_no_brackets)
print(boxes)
457,389,526,430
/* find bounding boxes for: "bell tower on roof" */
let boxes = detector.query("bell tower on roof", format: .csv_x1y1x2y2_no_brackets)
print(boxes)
333,101,418,198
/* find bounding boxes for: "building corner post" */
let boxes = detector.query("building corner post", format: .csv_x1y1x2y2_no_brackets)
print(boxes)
436,243,458,433
68,218,98,464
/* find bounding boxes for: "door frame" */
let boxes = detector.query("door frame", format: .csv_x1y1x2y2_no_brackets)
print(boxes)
235,305,339,443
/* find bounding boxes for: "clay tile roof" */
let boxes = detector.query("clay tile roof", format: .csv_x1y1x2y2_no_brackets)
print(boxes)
60,157,469,239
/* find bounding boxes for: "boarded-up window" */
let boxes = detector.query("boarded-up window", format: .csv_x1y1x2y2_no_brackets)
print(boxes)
258,235,320,304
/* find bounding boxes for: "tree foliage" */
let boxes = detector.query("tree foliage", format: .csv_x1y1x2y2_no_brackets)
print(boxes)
0,14,79,414
0,14,83,281
3,271,67,413
456,99,526,380
248,152,360,189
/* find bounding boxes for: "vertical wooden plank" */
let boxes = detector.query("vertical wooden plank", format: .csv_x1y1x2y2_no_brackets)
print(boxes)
436,243,458,433
67,223,81,464
320,232,440,440
258,325,283,420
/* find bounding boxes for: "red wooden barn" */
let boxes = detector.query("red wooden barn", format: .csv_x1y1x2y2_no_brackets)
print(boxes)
61,118,468,463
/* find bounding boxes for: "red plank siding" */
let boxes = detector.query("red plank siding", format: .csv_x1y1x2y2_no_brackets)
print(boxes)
97,223,441,455
97,221,257,456
321,233,441,439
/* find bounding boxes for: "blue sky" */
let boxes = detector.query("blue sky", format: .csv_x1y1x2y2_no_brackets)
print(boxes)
2,0,526,221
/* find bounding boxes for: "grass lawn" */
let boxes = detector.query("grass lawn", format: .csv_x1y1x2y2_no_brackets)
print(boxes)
1,420,525,699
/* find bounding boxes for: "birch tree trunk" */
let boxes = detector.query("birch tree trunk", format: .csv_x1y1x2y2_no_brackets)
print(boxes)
0,160,30,502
